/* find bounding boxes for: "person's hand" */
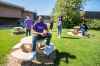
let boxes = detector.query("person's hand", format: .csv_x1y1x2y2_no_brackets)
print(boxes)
43,30,48,36
40,33,44,36
40,33,47,37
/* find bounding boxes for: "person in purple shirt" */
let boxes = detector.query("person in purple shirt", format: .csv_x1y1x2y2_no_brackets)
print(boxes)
32,16,52,51
24,16,33,36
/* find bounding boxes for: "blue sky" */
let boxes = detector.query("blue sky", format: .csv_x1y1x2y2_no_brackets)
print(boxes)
1,0,100,15
2,0,56,15
84,0,100,11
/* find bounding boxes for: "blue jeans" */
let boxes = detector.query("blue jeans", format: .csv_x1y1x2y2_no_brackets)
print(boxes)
82,31,85,36
58,26,62,37
32,33,52,51
80,29,85,36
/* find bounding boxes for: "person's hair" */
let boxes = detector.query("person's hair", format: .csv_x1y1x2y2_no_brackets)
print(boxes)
58,16,63,21
38,16,44,22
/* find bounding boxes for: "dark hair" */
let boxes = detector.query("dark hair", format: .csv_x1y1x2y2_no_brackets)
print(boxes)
58,16,63,21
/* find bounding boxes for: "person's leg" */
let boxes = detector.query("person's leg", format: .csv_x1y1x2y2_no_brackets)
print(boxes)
27,29,29,36
32,36,38,51
51,25,53,31
29,29,31,36
45,33,52,45
59,26,62,36
81,30,85,36
58,26,60,37
26,29,28,36
50,24,53,31
58,26,62,38
83,31,85,36
32,36,42,63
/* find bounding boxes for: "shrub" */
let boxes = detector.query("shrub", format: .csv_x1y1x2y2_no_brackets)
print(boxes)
88,19,100,29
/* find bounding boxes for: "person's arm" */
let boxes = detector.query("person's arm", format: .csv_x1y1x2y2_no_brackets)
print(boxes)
32,29,42,35
24,20,27,27
31,24,43,35
43,24,49,35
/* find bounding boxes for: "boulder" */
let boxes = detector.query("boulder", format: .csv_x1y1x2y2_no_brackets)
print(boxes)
13,27,25,34
10,36,56,64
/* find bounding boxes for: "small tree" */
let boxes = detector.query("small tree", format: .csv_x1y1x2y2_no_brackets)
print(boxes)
53,0,86,28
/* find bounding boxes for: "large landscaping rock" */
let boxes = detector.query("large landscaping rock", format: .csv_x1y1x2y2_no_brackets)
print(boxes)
7,36,56,66
13,27,25,35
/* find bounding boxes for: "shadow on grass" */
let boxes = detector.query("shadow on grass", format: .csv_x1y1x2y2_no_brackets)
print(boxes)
91,28,100,31
21,61,33,66
54,49,76,66
21,49,76,66
62,36,80,39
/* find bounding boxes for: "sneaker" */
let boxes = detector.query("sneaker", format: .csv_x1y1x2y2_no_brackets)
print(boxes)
32,60,41,64
44,60,54,64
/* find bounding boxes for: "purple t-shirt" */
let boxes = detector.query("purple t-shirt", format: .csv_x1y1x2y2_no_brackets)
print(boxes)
24,19,33,29
33,22,47,33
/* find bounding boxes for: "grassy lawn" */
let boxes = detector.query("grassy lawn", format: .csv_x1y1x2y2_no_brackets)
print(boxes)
0,28,24,64
52,28,100,66
0,27,100,66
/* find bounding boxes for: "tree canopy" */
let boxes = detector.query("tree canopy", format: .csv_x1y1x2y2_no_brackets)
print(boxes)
53,0,86,28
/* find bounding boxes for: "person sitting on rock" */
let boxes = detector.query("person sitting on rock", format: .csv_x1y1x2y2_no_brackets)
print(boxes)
32,16,52,51
31,16,52,63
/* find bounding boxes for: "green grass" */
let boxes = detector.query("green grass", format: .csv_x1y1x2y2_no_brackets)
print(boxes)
0,27,100,66
0,28,24,64
52,28,100,66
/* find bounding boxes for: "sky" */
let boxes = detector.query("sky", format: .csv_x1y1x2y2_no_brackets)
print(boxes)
1,0,56,15
83,0,100,11
1,0,100,15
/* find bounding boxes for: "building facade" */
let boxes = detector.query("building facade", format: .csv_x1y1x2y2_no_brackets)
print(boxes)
84,11,100,19
0,1,37,27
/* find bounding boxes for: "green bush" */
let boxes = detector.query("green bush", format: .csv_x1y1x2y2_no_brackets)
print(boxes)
88,19,100,29
62,16,80,28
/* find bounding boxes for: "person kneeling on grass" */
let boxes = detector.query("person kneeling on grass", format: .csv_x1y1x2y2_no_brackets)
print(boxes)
80,23,88,37
32,16,52,63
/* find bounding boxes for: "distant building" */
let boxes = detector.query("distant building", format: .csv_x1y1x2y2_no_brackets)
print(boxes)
84,11,100,19
38,15,51,23
0,1,37,27
23,10,37,20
